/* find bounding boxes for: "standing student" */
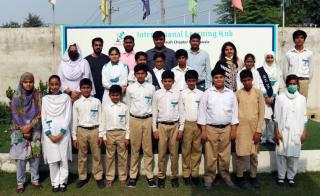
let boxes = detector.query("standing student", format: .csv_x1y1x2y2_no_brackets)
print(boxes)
100,85,130,188
235,69,265,189
10,72,42,193
72,78,105,189
149,52,166,90
127,51,153,85
236,53,261,90
126,64,156,188
152,70,184,188
198,67,239,190
85,37,110,101
181,70,203,186
41,75,72,193
120,35,136,71
214,42,243,92
274,75,307,187
102,47,128,104
284,30,313,98
172,49,193,91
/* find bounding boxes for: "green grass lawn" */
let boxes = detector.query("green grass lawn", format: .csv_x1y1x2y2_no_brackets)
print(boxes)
1,172,320,196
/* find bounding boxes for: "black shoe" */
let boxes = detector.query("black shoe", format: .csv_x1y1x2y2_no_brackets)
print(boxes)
171,178,179,188
235,177,246,189
277,179,285,187
250,177,261,189
183,177,192,185
128,178,137,188
96,179,105,189
60,183,67,192
52,186,59,193
76,180,88,188
147,178,157,188
191,177,200,186
16,186,25,194
288,179,296,187
158,178,165,188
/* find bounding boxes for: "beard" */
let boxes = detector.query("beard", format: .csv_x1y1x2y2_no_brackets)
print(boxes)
94,48,102,55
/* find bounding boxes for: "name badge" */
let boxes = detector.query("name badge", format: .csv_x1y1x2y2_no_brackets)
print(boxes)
170,100,178,109
118,114,126,123
302,59,309,66
110,76,120,83
46,120,53,129
144,96,152,104
90,109,98,118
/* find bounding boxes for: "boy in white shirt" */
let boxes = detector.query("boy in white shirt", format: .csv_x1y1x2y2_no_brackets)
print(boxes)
149,52,166,90
172,49,193,91
72,78,104,189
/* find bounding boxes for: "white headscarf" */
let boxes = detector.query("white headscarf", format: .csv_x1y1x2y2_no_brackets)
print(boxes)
263,51,279,81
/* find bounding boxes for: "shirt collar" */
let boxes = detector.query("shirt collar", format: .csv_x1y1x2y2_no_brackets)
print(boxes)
110,102,121,107
189,49,200,55
122,51,135,56
174,66,190,72
186,88,197,94
210,86,228,93
291,47,307,53
80,95,93,101
154,68,164,72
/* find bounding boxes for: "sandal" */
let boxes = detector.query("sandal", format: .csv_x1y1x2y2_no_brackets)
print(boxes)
106,180,113,188
31,181,43,189
16,184,25,194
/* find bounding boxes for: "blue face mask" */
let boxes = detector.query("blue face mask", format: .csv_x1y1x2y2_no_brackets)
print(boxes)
288,85,298,94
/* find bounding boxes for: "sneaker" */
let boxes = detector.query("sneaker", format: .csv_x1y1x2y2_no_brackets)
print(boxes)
147,178,157,188
171,178,179,188
277,179,285,187
158,178,165,189
288,179,296,187
52,186,59,193
225,180,236,189
96,179,105,189
235,177,246,189
191,177,200,186
183,177,192,185
59,183,67,192
128,178,137,188
249,177,261,189
76,180,88,188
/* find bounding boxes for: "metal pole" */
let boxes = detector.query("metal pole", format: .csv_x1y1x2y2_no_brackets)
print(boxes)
208,9,211,24
183,14,186,24
234,8,236,24
108,0,112,24
192,15,195,24
160,0,165,24
282,0,285,46
51,3,55,72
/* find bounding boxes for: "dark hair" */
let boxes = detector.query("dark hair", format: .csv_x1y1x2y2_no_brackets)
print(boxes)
134,63,148,73
219,41,238,67
152,31,165,39
244,53,255,62
153,52,166,60
175,49,188,59
240,69,253,80
161,70,174,80
80,78,92,88
211,66,225,77
135,51,148,61
109,85,122,95
293,30,307,41
123,35,135,42
92,37,104,45
185,70,198,81
190,33,201,41
48,75,61,83
285,74,299,87
108,47,120,55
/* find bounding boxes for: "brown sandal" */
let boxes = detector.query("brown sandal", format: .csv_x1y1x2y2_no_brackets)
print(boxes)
106,180,112,188
16,184,25,193
31,182,43,189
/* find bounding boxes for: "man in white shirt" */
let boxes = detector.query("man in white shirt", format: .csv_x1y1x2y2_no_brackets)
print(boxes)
126,64,156,188
284,30,313,98
198,67,239,190
152,70,185,188
72,78,104,189
172,49,193,91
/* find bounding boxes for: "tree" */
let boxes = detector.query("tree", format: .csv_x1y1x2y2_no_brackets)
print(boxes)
2,21,20,28
22,13,44,27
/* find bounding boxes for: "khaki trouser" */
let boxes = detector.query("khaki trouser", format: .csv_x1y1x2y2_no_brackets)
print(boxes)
157,123,179,179
299,79,309,98
236,154,258,178
77,127,103,180
182,121,202,178
204,125,231,183
105,130,128,181
129,116,154,179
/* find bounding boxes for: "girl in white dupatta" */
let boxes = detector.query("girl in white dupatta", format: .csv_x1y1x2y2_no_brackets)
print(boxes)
41,75,72,192
236,53,261,90
274,74,307,187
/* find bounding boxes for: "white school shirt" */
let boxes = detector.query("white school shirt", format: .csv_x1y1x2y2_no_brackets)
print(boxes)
152,88,185,132
126,82,155,116
153,68,165,89
181,88,203,122
72,95,101,140
197,86,239,126
171,66,192,91
99,101,130,140
284,48,313,78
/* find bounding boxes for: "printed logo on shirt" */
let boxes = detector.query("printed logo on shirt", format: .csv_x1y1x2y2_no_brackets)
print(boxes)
110,76,120,83
46,120,53,129
302,59,309,66
118,114,126,123
90,109,98,119
144,96,152,105
170,100,178,109
195,100,200,107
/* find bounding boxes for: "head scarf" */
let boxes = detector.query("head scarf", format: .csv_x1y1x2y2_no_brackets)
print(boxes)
262,51,280,81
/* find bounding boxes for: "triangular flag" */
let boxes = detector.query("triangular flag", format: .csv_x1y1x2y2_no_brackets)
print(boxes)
188,0,197,17
101,0,109,22
49,0,56,5
142,0,150,20
231,0,243,12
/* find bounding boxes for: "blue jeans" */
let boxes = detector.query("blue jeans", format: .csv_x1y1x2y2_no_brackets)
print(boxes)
16,158,40,185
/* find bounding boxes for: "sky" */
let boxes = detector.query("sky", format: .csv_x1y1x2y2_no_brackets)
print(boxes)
0,0,220,26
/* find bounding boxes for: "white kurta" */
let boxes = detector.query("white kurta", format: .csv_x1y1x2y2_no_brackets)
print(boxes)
274,91,307,158
41,93,72,164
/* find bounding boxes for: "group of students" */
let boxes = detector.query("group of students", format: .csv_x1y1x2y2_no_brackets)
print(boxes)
10,29,311,193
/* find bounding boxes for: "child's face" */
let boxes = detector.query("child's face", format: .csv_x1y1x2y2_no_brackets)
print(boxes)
186,78,197,90
110,93,121,103
224,46,234,58
49,78,61,94
80,84,92,98
177,56,187,67
135,70,147,84
213,74,225,89
109,50,120,63
154,57,165,70
245,57,255,70
162,78,174,90
265,55,274,65
241,77,253,91
136,55,147,64
22,79,34,91
294,35,305,47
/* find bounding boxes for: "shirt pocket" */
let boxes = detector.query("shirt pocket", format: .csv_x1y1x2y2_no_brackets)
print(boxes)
90,108,99,121
118,113,126,123
170,99,179,112
144,95,152,105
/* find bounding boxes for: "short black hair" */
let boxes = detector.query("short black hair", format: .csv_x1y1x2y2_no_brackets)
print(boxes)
293,30,307,41
108,47,120,55
134,63,148,73
92,37,104,45
240,69,253,80
175,49,188,59
211,66,225,77
123,35,135,42
48,75,61,83
185,70,198,81
109,85,122,95
285,74,299,87
153,52,166,60
152,31,165,39
80,78,92,88
190,33,201,41
135,51,148,61
161,70,174,80
244,53,255,62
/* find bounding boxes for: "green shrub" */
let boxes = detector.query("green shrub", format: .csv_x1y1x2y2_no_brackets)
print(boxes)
0,102,11,124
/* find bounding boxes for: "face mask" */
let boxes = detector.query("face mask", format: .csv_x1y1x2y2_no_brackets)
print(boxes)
288,85,298,94
68,51,79,61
